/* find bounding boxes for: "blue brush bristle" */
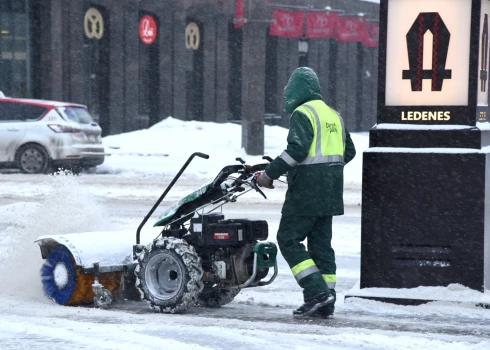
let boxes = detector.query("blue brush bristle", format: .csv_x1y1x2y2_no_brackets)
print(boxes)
40,245,76,305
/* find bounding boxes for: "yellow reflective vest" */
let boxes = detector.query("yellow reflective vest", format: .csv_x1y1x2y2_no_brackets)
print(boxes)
292,100,346,165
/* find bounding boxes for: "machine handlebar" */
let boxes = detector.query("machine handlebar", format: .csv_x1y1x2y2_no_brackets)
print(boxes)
194,152,209,159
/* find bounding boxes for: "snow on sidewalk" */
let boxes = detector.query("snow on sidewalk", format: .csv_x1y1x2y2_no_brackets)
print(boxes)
98,117,368,184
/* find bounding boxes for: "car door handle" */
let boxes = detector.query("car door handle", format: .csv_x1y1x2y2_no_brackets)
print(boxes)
7,128,20,132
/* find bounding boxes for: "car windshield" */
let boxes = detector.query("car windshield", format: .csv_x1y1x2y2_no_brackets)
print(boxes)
60,107,94,124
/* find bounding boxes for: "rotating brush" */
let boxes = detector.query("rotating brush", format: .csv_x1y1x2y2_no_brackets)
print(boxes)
40,245,76,305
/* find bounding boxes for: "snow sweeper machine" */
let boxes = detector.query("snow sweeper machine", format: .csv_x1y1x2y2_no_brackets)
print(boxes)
36,153,279,313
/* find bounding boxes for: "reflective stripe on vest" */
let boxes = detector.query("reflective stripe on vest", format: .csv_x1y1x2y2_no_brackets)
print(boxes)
291,259,320,282
322,274,336,289
283,100,345,167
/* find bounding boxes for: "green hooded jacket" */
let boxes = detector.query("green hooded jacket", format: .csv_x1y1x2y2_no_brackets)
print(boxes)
265,67,356,216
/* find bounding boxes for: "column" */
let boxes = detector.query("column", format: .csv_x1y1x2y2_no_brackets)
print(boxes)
241,0,268,155
109,4,124,134
202,18,216,121
215,14,230,123
68,0,84,104
123,1,139,132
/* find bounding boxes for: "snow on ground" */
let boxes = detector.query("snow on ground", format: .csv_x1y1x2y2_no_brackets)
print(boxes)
1,118,490,349
99,117,368,185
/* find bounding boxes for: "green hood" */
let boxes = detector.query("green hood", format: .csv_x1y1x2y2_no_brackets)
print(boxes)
283,67,323,114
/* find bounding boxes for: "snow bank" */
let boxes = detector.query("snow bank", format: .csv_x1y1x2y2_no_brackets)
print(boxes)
346,281,490,306
98,117,369,184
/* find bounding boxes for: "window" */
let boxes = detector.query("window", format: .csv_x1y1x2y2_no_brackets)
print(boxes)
23,103,47,120
0,102,46,121
60,107,94,124
0,0,29,97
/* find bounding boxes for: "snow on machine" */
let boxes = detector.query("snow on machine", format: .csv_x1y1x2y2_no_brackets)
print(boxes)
36,153,278,313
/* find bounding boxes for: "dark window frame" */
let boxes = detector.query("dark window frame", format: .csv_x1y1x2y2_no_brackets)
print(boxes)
0,101,47,121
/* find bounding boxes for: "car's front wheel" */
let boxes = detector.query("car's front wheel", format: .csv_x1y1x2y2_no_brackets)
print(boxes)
16,144,49,174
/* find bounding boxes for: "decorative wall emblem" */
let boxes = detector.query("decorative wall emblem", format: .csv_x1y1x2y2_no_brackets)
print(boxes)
402,12,451,92
185,22,200,50
139,15,157,45
84,8,104,40
385,0,471,107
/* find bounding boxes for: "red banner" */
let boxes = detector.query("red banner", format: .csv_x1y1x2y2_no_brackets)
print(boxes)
235,0,244,29
335,17,368,42
362,23,379,47
270,9,304,38
306,12,337,39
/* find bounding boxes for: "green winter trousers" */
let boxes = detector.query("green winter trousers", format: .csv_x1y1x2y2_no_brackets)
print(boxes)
277,215,336,302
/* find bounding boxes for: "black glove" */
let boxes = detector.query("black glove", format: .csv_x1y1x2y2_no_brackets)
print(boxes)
254,171,274,189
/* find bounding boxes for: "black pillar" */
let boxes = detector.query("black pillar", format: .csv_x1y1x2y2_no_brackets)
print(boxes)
216,14,230,123
68,0,84,105
159,14,174,122
172,11,190,120
122,2,139,132
358,0,490,300
240,1,267,155
202,18,216,122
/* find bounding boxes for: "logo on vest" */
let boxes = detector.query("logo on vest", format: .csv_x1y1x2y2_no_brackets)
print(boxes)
325,122,338,133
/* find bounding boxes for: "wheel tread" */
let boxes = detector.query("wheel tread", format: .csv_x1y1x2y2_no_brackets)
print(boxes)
135,237,204,313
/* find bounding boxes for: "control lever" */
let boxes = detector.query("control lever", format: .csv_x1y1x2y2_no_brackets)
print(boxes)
236,157,246,164
262,156,273,162
247,174,267,199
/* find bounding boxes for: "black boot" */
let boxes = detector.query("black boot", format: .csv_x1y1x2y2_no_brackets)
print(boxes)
292,292,335,317
310,304,335,319
310,289,336,318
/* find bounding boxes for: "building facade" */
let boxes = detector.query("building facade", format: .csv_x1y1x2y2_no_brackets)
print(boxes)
0,0,379,147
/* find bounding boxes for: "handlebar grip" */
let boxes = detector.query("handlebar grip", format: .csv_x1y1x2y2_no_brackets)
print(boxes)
193,152,210,159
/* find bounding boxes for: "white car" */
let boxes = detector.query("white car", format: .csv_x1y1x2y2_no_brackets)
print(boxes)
0,96,105,174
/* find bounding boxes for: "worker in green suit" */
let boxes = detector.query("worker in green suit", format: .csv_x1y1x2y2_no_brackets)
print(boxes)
255,67,356,317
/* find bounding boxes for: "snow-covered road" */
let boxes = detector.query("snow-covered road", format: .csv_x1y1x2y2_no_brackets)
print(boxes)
1,296,489,350
0,172,490,349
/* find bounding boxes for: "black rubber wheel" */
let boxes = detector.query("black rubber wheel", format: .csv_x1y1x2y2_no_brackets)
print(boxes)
197,287,240,308
135,237,204,313
16,144,49,174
